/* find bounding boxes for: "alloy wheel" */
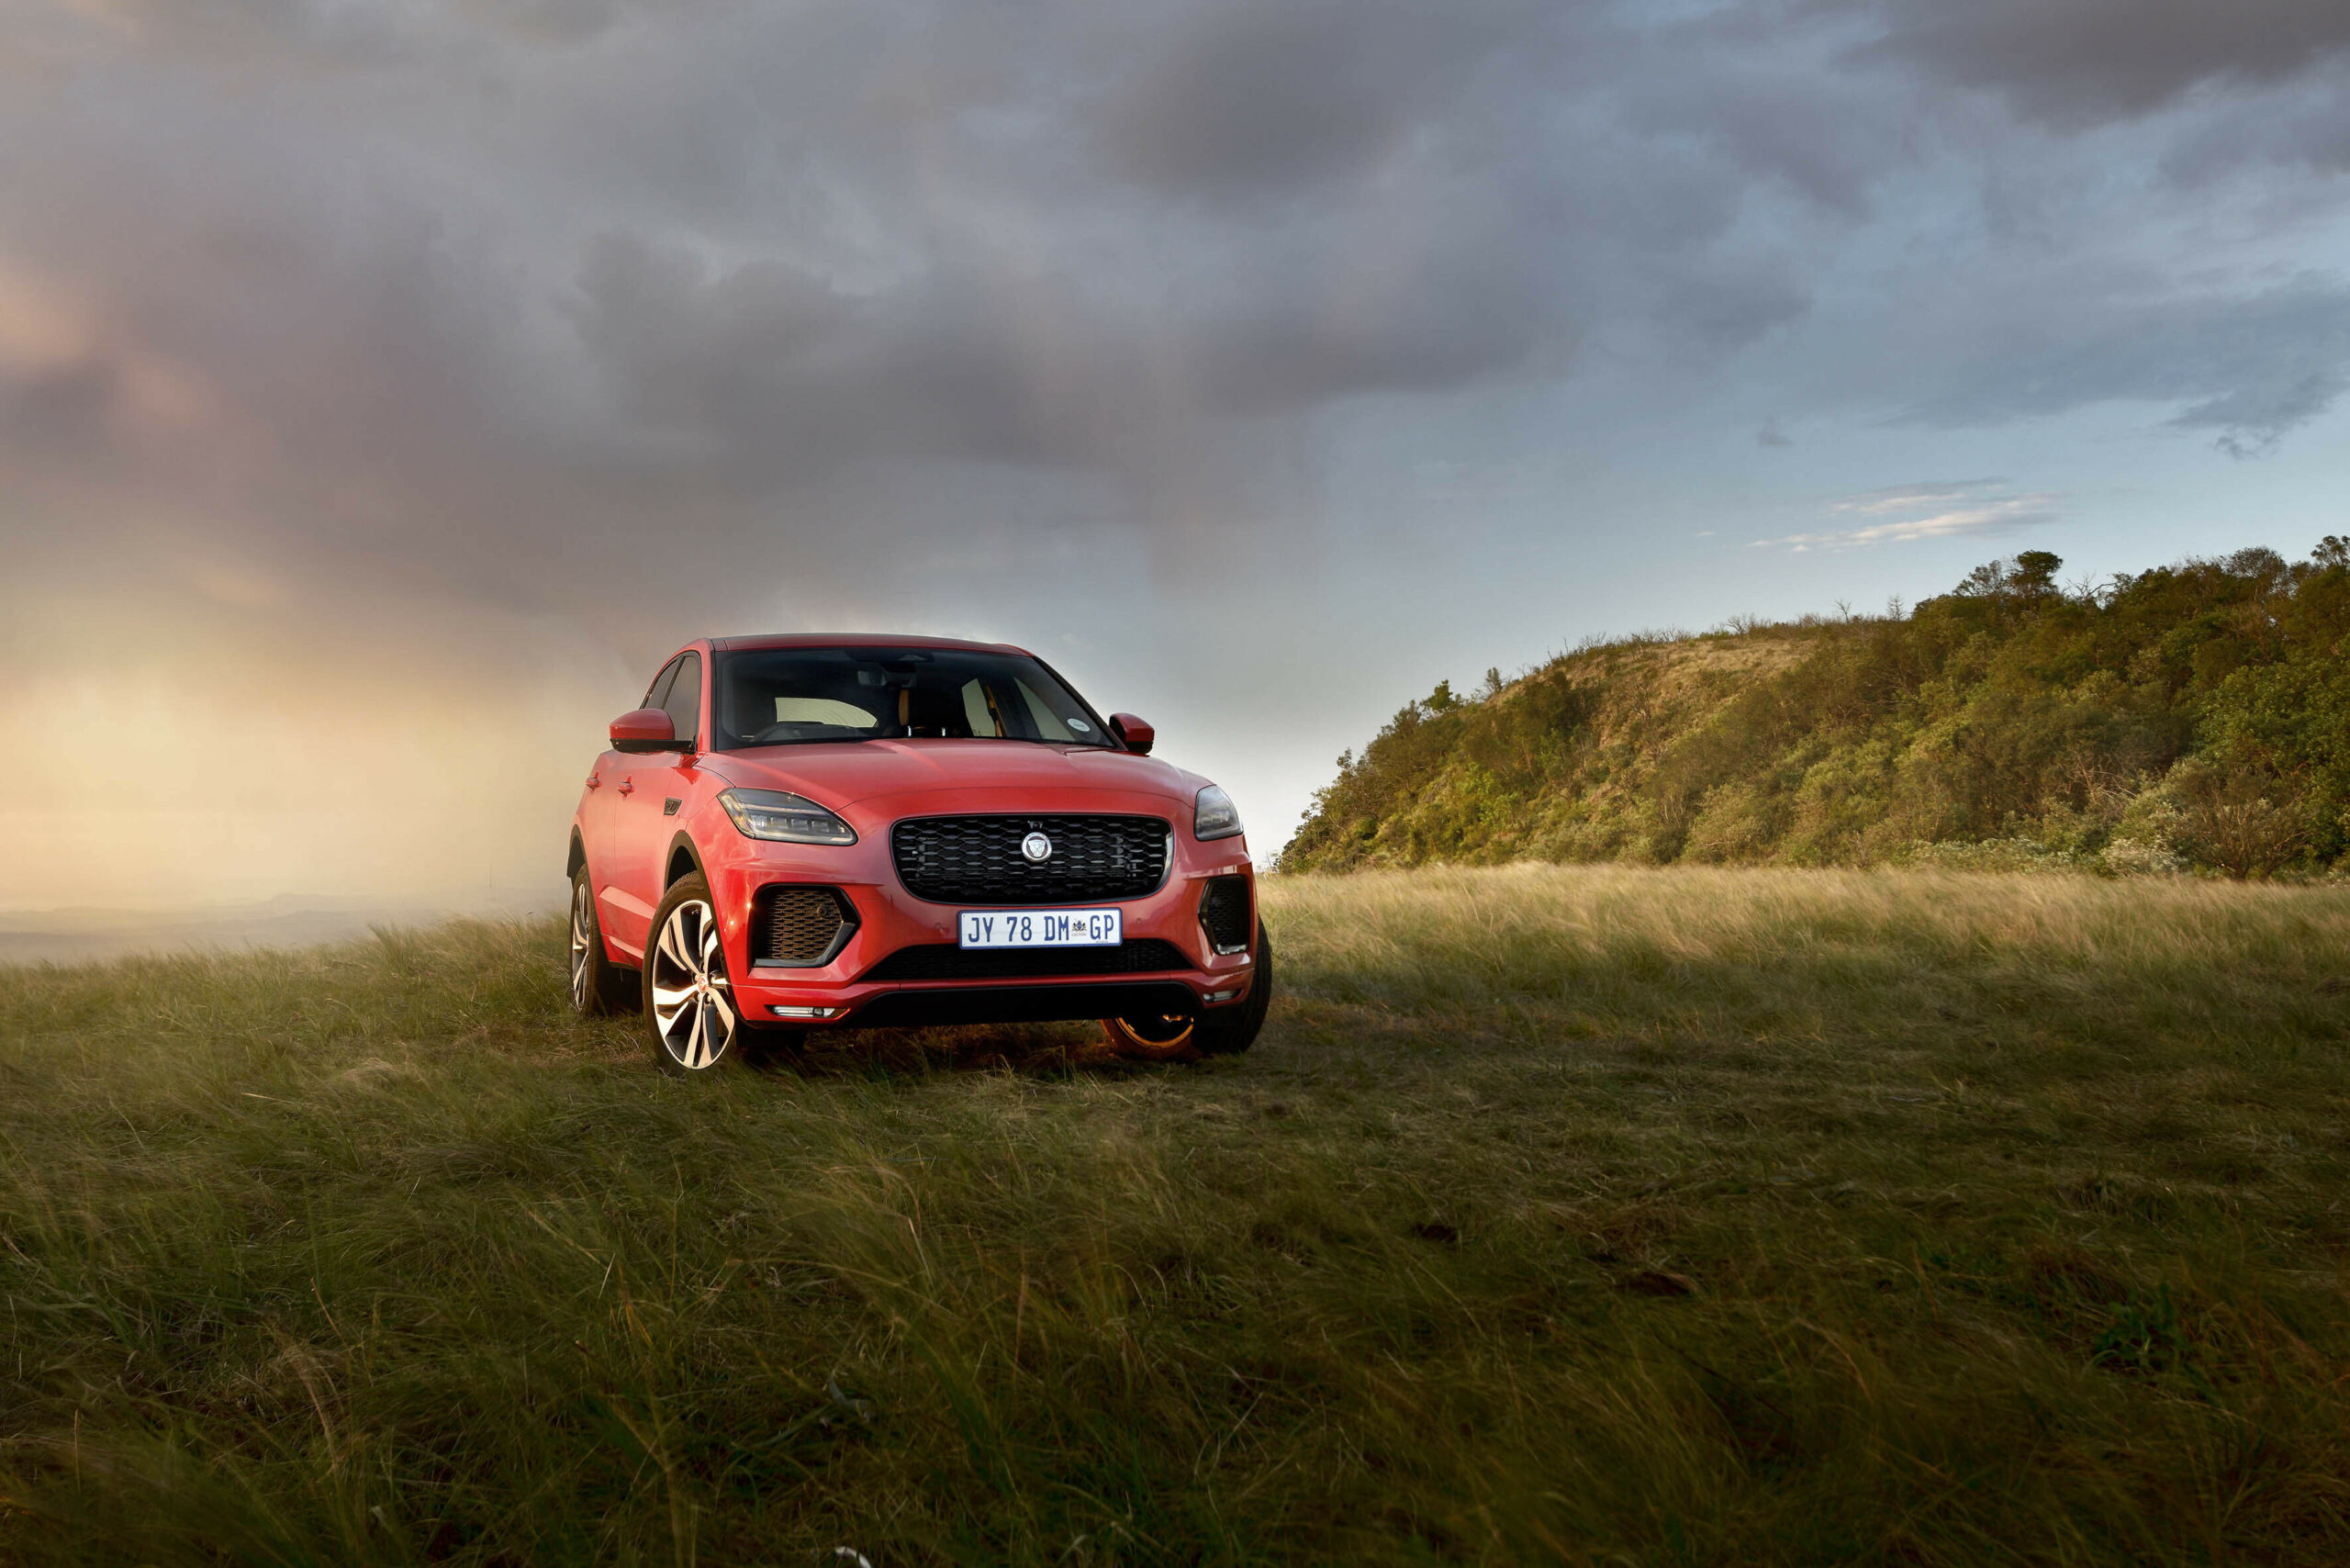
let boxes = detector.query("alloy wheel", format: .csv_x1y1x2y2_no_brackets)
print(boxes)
648,898,739,1070
1123,1014,1193,1047
569,879,596,1012
1101,1009,1198,1061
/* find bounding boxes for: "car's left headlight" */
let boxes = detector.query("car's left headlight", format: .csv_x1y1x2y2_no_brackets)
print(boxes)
1192,784,1243,841
718,788,857,846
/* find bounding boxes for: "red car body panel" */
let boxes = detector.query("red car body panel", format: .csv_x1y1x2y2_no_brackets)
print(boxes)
571,635,1256,1029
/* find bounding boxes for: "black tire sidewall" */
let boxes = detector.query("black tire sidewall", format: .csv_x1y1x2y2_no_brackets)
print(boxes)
1193,920,1272,1056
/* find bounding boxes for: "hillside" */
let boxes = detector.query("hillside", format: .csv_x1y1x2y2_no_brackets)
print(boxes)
1284,543,2350,877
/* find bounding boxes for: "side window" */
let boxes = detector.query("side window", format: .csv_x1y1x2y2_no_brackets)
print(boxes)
643,660,679,712
662,653,701,748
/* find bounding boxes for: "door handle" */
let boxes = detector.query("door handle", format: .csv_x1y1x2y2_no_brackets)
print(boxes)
617,779,634,796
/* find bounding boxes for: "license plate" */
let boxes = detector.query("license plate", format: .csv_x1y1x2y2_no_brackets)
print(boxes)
958,909,1123,948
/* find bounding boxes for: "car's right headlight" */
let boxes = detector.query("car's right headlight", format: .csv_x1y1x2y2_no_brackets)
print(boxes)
718,788,857,846
1192,784,1243,841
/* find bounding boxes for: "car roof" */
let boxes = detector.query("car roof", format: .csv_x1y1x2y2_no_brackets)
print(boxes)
706,632,1032,656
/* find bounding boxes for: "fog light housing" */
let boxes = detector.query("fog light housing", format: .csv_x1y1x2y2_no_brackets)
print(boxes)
768,1004,845,1019
1205,987,1241,1003
1198,875,1252,956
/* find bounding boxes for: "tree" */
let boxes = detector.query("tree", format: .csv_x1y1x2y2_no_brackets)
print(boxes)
2013,551,2064,595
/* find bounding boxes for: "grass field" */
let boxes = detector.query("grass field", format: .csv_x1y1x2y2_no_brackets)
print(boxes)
4,866,2350,1564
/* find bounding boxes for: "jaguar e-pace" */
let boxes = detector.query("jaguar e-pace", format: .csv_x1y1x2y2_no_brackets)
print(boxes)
565,635,1268,1072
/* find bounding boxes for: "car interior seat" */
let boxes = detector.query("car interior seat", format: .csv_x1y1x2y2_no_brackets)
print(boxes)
900,681,973,738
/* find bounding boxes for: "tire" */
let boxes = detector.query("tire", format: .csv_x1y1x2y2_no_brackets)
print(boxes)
569,868,640,1016
1101,920,1273,1062
643,873,748,1075
1194,921,1272,1057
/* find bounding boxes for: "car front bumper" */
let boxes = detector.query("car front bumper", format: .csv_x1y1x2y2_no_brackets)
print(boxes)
700,829,1257,1029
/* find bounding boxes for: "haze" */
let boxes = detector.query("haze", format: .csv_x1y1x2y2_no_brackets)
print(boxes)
5,0,2348,914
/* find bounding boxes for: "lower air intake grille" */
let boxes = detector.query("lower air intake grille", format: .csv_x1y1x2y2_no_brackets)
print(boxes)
891,814,1171,904
753,885,857,967
861,939,1192,983
1199,875,1252,954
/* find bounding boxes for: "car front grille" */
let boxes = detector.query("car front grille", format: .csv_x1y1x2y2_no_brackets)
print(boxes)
861,938,1192,983
752,885,857,966
1198,875,1252,954
890,814,1171,905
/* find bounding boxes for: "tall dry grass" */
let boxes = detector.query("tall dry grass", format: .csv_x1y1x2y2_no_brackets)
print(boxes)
0,868,2346,1563
1270,861,2350,1018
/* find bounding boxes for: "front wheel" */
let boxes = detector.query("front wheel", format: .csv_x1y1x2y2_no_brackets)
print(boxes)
1100,1009,1200,1063
1101,921,1273,1062
643,873,746,1075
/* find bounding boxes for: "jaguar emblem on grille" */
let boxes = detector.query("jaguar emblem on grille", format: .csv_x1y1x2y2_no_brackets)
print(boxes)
1021,831,1054,863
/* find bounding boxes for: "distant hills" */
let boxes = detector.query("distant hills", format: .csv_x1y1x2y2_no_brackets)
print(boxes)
1282,543,2350,879
0,890,561,967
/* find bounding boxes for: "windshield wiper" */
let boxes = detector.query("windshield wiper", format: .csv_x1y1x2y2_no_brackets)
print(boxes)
739,733,878,746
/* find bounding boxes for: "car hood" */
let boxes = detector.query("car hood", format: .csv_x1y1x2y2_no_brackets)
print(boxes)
700,740,1207,823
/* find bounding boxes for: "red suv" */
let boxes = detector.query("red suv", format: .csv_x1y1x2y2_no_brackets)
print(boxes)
565,635,1270,1072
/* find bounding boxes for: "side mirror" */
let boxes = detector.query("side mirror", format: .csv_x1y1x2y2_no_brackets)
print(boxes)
610,708,685,754
1108,712,1154,756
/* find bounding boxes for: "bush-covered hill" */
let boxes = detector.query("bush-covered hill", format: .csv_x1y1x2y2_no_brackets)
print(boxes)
1284,542,2350,878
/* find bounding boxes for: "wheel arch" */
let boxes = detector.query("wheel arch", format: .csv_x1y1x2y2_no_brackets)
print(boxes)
566,829,587,880
664,833,706,890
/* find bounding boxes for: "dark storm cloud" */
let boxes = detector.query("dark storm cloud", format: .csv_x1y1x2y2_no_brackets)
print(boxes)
0,0,1619,609
568,204,1566,487
1612,17,1898,220
3,0,2348,635
1089,0,1548,198
1862,0,2350,126
54,0,627,59
1898,278,2350,457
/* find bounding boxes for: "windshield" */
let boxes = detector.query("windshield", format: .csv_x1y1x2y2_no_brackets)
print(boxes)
712,646,1116,750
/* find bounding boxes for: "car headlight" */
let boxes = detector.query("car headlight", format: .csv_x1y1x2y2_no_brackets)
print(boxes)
1192,784,1243,841
717,788,857,846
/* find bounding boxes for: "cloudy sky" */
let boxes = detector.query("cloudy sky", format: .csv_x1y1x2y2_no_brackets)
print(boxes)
4,0,2348,912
